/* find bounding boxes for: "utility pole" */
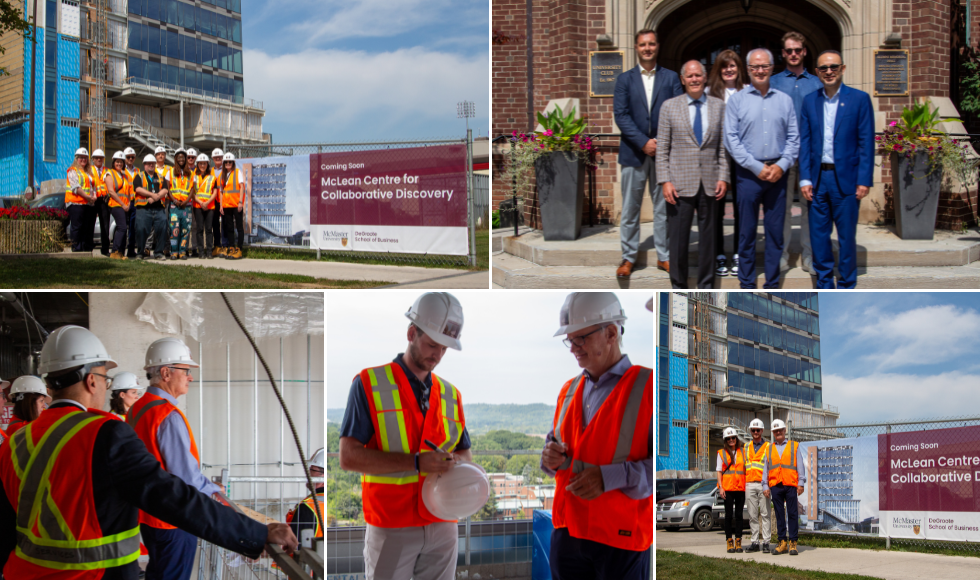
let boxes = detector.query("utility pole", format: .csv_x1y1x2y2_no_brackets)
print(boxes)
27,0,38,197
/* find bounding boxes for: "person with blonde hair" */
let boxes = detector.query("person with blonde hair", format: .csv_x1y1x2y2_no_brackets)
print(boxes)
65,148,97,252
106,151,134,259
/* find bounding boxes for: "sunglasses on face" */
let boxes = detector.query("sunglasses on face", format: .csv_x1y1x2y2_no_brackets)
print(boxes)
784,48,804,55
816,64,842,72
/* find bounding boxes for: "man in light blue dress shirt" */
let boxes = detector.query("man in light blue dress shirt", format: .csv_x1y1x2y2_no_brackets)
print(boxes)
771,32,823,274
724,48,799,289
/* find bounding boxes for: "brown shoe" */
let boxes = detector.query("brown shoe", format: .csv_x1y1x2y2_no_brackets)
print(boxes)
772,540,788,555
657,260,670,273
789,540,798,555
616,260,633,278
726,538,735,553
735,537,743,553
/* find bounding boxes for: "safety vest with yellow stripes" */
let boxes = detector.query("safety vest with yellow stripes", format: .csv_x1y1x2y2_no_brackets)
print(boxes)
125,168,151,207
64,167,94,205
93,166,108,198
193,174,217,210
359,363,465,528
745,440,769,483
767,440,800,487
170,172,192,205
220,169,243,208
551,365,653,552
107,169,134,209
718,447,746,491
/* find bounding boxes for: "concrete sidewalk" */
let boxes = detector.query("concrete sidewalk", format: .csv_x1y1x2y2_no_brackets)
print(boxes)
657,529,979,580
150,256,489,288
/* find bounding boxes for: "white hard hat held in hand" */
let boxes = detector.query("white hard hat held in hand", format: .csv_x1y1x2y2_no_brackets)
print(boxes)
405,292,464,351
421,461,490,521
38,326,117,375
554,292,627,336
144,337,199,370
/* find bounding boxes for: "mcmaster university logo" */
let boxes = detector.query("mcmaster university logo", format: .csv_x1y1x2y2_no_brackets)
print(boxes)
341,236,348,247
913,525,920,534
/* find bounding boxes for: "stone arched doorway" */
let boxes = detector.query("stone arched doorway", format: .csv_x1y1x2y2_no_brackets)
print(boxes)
648,0,844,74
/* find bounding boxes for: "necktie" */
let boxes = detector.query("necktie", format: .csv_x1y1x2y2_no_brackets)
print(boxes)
693,100,703,146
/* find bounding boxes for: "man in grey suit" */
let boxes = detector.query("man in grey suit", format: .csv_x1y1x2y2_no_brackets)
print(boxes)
657,61,729,289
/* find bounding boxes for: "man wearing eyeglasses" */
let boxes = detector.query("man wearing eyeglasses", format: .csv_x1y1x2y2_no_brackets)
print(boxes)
541,292,652,580
743,418,772,553
128,337,221,580
724,47,799,289
771,32,823,276
799,50,874,289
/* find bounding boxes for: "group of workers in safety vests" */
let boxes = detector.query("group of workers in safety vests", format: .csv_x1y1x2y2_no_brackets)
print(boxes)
64,145,249,261
337,292,653,580
0,326,324,579
717,418,808,556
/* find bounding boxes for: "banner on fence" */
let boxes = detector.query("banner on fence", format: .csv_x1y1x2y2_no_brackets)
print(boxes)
239,143,469,255
797,424,980,542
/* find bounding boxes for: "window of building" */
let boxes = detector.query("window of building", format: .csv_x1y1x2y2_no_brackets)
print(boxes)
45,39,56,68
658,416,669,456
44,121,56,160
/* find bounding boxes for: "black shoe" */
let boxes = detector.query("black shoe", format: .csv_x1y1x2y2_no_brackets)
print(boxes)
762,543,770,553
746,543,759,552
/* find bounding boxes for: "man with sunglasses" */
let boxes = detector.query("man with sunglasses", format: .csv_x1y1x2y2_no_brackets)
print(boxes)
744,418,772,553
799,50,874,289
128,337,221,580
771,32,823,276
542,292,652,580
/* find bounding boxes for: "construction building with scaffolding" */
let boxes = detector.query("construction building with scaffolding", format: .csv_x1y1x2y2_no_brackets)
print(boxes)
0,0,266,197
655,292,839,474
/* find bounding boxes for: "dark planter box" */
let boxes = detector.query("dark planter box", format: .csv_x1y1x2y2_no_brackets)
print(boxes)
497,197,523,229
891,151,944,240
534,152,585,241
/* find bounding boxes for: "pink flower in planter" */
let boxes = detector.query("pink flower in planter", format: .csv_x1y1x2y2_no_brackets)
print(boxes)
889,121,898,127
893,144,902,151
544,130,553,137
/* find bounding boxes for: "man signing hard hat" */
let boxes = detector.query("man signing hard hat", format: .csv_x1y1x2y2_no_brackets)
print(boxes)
339,292,472,580
541,292,653,580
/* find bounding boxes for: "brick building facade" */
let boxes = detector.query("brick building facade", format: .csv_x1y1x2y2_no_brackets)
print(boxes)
493,0,980,230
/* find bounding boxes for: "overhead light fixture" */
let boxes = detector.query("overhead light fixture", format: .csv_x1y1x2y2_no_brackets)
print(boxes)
741,0,752,13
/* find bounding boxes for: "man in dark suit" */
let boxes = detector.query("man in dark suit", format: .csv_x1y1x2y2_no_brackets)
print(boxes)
613,29,683,279
799,50,874,289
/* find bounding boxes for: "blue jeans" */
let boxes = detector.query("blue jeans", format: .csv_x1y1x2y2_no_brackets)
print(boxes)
620,156,666,263
141,524,197,580
135,207,167,257
735,165,787,289
770,484,799,542
550,527,650,580
808,168,859,289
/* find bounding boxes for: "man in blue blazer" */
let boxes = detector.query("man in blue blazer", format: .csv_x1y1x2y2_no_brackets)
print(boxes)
799,50,874,289
613,29,684,278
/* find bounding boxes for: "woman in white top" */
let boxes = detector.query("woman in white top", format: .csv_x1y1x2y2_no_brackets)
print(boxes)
706,50,750,279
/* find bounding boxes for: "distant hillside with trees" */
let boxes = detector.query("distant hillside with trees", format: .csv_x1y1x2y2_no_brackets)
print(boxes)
327,403,556,436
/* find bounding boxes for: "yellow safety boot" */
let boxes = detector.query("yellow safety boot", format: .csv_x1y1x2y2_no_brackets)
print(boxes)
212,246,221,257
735,537,743,553
789,540,798,555
726,538,735,553
772,540,788,555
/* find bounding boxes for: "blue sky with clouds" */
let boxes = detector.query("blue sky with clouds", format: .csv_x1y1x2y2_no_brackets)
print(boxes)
241,0,489,144
818,292,980,423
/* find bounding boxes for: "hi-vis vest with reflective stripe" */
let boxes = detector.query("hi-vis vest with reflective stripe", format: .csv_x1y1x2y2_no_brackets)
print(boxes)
0,406,140,575
745,440,769,483
360,363,465,528
767,440,799,487
6,417,29,438
286,492,324,538
127,392,202,530
194,174,216,209
551,365,653,551
64,167,94,204
718,448,746,491
126,168,151,207
220,169,242,208
107,169,134,209
170,173,192,203
93,167,108,198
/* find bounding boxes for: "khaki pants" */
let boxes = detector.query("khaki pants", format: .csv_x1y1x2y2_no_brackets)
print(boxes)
364,521,457,580
746,481,771,545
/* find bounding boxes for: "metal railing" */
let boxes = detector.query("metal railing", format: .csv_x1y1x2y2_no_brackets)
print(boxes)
124,76,263,109
126,114,182,152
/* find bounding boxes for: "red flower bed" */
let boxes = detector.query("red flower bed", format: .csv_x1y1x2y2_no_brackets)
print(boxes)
0,206,68,221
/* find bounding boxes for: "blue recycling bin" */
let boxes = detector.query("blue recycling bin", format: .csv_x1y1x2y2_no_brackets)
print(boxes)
532,509,554,580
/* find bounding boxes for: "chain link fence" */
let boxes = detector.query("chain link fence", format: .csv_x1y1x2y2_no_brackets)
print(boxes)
790,414,980,553
225,137,479,269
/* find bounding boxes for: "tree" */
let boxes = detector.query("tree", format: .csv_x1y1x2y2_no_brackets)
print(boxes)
505,455,547,484
474,454,507,473
0,0,36,77
472,487,497,522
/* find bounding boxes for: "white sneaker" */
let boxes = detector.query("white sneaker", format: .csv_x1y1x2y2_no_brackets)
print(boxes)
716,255,729,277
731,255,739,275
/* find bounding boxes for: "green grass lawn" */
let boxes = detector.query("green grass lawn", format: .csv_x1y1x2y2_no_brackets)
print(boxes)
657,550,882,580
245,229,489,271
0,257,389,289
795,533,980,559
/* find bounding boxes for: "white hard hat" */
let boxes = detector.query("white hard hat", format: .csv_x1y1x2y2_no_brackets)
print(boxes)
144,337,199,370
421,461,490,521
174,147,186,156
406,292,464,351
0,377,9,390
75,147,89,157
112,151,125,161
771,419,787,431
123,147,136,156
92,149,105,158
749,418,765,430
9,376,47,400
310,448,324,469
142,154,156,164
211,148,224,158
222,152,235,162
110,371,141,392
722,427,738,440
154,146,167,154
553,292,627,336
195,153,210,164
38,325,117,375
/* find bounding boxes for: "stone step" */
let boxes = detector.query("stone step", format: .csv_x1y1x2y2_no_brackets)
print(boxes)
492,253,980,289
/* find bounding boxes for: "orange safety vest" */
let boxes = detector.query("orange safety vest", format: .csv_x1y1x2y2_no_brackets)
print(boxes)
193,174,216,209
286,492,324,538
745,440,769,483
220,169,242,208
360,363,465,528
127,392,202,530
767,440,800,487
155,164,172,184
92,166,108,198
107,169,134,209
0,406,140,577
126,168,152,207
5,417,28,438
551,366,653,551
718,447,746,491
170,172,192,205
64,167,94,205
